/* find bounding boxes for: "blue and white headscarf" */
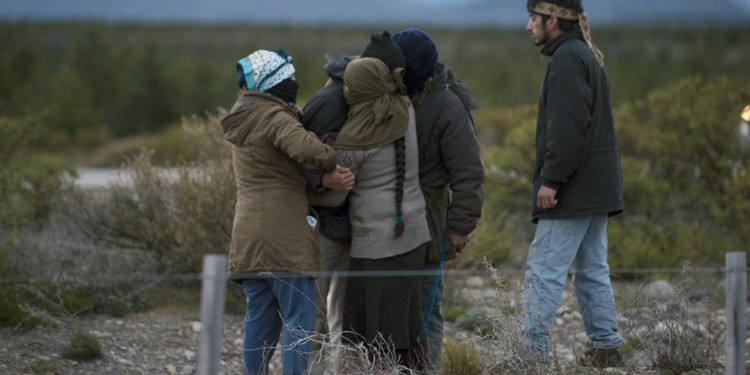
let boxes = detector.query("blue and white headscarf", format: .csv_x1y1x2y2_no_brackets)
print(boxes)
236,49,295,92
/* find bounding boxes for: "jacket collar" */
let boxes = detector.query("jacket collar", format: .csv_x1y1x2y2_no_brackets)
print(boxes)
230,91,287,115
221,91,298,146
541,30,584,57
428,63,448,93
323,52,356,81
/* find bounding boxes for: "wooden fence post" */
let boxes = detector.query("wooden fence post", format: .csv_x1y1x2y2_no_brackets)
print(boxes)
198,255,228,375
726,251,747,375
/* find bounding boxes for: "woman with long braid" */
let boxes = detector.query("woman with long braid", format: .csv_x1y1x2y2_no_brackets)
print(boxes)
311,33,431,370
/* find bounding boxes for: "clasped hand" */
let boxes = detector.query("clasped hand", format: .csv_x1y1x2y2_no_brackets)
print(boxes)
323,165,355,191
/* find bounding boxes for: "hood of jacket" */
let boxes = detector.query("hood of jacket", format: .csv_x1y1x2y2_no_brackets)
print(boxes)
220,91,299,146
323,52,357,81
429,63,478,112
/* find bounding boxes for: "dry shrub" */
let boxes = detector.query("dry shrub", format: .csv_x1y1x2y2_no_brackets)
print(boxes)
309,332,413,375
20,285,103,361
63,330,102,361
458,261,725,374
460,261,564,375
62,110,236,273
441,340,484,375
621,265,723,374
450,260,632,375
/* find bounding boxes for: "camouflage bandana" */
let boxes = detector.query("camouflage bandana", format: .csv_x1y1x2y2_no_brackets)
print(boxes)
531,2,605,67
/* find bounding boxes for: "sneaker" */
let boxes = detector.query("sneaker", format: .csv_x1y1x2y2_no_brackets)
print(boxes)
579,348,624,368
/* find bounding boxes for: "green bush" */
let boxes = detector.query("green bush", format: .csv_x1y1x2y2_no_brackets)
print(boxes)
618,76,748,195
92,285,149,317
0,285,44,328
62,284,148,318
443,305,469,323
143,281,203,314
462,115,537,268
455,307,500,337
473,105,538,147
442,340,484,375
0,116,69,230
21,359,59,375
612,76,750,263
0,279,150,327
63,330,102,361
607,217,724,272
84,124,189,167
0,116,71,327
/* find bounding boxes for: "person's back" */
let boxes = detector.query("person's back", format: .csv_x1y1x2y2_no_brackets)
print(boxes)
303,33,417,375
318,56,430,259
411,62,485,258
223,64,338,277
304,36,412,240
223,48,348,375
342,104,429,258
316,56,431,370
392,28,486,371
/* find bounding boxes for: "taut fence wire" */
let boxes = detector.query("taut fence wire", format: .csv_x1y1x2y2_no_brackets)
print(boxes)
0,266,746,286
1,251,746,375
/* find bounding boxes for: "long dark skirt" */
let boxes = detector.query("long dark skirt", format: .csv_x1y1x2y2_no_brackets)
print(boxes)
342,242,429,368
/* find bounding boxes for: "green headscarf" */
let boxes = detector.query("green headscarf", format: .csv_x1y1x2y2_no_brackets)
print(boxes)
335,57,410,150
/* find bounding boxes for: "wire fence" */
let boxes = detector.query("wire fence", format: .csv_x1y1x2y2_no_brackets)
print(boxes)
202,253,750,375
1,266,747,286
1,252,747,374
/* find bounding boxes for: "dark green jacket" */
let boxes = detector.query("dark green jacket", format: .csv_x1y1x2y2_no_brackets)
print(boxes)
532,31,623,221
414,64,485,261
302,53,351,242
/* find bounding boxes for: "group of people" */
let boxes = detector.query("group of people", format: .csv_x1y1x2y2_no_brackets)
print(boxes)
221,0,625,374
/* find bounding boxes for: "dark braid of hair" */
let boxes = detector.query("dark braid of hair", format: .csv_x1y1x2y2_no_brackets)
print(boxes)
394,137,406,238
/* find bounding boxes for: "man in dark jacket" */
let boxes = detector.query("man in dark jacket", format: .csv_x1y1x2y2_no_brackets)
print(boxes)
393,28,486,371
302,52,354,363
523,0,624,368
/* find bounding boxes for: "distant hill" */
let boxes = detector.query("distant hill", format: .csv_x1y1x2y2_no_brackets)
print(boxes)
1,0,749,27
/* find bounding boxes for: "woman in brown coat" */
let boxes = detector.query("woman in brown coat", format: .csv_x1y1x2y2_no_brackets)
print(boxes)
220,48,353,375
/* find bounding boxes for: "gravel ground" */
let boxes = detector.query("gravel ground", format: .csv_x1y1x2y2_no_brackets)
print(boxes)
0,278,738,375
0,310,246,375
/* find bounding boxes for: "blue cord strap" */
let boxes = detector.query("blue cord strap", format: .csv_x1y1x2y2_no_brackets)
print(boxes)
416,230,446,341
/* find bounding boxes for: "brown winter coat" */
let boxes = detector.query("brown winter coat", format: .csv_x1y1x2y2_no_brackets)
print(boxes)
220,91,338,276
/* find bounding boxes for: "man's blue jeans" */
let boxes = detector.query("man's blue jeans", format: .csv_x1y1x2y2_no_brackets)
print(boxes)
242,276,316,375
523,215,623,358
